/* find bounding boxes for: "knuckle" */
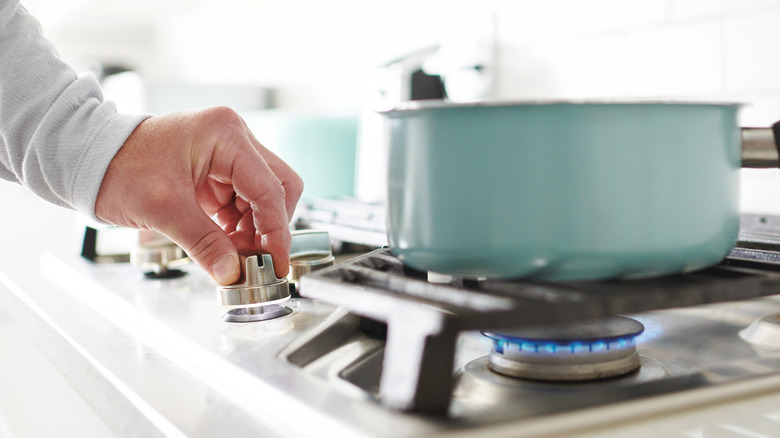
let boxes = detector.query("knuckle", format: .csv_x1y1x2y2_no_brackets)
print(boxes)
248,182,288,226
287,172,304,200
257,178,287,206
204,106,243,129
186,228,227,263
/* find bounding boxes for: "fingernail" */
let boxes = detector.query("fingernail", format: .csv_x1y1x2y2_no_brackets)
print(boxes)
211,254,238,284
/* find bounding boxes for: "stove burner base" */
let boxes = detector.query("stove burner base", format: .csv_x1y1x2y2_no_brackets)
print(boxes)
222,304,292,323
484,316,644,381
488,348,641,381
453,355,668,411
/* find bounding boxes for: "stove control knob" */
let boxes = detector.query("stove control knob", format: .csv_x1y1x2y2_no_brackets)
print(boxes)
131,231,189,278
217,254,290,308
289,230,335,286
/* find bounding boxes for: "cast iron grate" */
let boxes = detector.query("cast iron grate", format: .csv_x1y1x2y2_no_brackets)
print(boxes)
298,214,780,414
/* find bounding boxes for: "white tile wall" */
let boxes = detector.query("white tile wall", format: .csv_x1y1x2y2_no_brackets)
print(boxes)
24,0,780,110
494,0,585,46
21,0,780,105
525,34,625,99
582,0,668,33
726,10,780,94
625,21,722,97
671,0,780,21
495,0,780,104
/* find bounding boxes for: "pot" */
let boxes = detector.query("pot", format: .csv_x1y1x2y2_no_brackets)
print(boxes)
382,101,779,281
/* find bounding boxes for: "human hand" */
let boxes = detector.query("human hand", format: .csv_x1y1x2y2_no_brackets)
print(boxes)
95,107,303,285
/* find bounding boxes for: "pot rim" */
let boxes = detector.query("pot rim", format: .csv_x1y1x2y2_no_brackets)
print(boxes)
381,98,744,115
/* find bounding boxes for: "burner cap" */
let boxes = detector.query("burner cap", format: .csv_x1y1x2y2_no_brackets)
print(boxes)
483,316,644,381
222,304,292,323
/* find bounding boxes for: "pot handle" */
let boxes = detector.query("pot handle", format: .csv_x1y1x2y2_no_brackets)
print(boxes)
742,122,780,168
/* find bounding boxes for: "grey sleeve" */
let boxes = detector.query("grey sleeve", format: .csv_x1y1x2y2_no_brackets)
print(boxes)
0,0,150,219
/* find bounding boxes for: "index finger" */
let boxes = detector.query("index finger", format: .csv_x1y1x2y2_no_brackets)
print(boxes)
211,135,292,278
239,117,304,221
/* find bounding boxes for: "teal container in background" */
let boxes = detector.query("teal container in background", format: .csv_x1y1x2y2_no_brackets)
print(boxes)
383,101,742,281
243,111,359,201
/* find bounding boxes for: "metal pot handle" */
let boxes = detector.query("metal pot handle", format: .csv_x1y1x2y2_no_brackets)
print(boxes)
742,123,780,168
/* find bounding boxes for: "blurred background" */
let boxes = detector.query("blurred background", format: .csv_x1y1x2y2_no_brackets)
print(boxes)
14,0,780,210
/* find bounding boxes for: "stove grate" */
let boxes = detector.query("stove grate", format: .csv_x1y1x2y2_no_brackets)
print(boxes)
297,214,780,414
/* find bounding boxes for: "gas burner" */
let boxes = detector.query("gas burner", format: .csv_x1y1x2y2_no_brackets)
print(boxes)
300,246,780,413
482,316,644,381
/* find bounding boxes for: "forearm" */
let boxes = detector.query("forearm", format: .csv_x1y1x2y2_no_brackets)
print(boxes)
0,0,148,218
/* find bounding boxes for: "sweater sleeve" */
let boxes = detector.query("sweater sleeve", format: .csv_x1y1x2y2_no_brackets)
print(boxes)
0,0,150,219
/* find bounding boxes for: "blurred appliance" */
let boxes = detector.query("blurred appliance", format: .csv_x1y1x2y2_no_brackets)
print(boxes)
355,43,493,205
143,83,275,114
295,42,493,247
354,45,444,205
78,220,188,278
89,61,275,115
242,111,359,202
293,197,387,248
291,47,446,245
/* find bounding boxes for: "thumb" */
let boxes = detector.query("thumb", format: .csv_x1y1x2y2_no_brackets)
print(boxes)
162,209,240,286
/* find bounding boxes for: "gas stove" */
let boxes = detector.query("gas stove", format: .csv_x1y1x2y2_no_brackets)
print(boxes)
35,213,780,437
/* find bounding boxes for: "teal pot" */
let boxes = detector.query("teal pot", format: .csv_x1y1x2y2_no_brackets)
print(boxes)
383,101,748,281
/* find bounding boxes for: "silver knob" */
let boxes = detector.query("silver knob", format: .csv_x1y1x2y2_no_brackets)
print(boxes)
288,230,335,285
131,230,189,278
217,254,290,308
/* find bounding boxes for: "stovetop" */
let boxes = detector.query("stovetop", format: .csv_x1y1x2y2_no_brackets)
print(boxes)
34,213,780,437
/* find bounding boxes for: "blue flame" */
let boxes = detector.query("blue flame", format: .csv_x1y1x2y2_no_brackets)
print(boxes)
483,332,640,355
630,316,664,345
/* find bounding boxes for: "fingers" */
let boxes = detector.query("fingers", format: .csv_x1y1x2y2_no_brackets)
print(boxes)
205,108,297,278
233,156,292,278
239,117,304,220
96,107,302,285
212,193,288,278
163,197,241,286
207,184,290,279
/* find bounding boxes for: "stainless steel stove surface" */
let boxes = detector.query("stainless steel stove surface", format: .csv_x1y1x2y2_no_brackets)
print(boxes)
16,214,780,437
